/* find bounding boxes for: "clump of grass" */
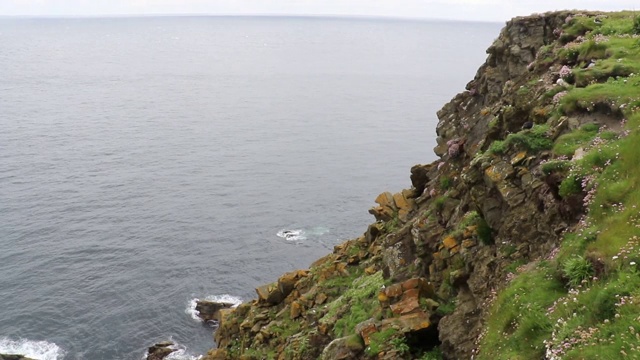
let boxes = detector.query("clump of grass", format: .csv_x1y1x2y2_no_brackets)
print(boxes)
541,159,571,175
487,125,552,155
558,174,583,198
366,328,398,356
327,271,385,337
419,347,444,360
433,196,447,212
562,255,594,288
439,176,452,191
435,299,456,316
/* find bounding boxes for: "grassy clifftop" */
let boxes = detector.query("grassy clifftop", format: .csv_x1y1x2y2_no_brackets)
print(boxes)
201,10,640,360
479,11,640,360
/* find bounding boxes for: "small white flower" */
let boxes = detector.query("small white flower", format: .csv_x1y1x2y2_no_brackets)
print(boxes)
613,256,619,260
631,262,637,266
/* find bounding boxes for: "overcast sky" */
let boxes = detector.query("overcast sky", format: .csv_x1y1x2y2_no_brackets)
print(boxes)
0,0,638,22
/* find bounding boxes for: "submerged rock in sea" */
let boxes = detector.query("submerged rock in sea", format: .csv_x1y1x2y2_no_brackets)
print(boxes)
146,341,176,360
195,300,235,324
0,355,36,360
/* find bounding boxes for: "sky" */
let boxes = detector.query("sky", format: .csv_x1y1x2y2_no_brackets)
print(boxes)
0,0,638,22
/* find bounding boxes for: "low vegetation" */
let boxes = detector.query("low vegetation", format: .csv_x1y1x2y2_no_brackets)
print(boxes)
478,12,640,359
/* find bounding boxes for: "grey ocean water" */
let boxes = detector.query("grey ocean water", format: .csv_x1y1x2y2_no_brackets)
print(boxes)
0,16,501,359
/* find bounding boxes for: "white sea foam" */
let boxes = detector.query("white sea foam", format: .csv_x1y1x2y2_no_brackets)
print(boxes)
186,294,243,322
276,229,306,241
0,338,63,360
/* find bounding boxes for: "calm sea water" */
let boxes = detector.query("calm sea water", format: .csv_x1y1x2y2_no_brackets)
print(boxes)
0,16,500,359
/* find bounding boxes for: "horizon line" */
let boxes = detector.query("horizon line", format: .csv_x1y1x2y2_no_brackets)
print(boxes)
0,13,503,24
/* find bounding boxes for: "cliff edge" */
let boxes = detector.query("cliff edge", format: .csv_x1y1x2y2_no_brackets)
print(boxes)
185,10,640,360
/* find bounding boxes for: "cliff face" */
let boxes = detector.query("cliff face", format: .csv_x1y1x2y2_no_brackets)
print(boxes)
196,10,640,360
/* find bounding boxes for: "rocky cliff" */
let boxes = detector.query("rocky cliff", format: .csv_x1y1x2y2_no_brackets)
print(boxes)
175,10,640,360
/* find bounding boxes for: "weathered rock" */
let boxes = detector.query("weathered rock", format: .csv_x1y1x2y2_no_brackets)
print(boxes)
381,311,431,333
319,335,364,360
355,319,378,346
255,282,285,305
277,269,308,299
146,342,175,360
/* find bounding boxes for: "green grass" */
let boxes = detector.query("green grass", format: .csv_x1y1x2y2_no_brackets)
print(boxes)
366,328,398,356
562,255,594,287
487,125,552,155
541,159,571,175
418,347,444,360
478,264,565,360
560,73,640,115
553,123,600,157
323,271,385,337
481,30,640,355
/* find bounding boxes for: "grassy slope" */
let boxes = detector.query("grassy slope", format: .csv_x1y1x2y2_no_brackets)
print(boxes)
478,12,640,360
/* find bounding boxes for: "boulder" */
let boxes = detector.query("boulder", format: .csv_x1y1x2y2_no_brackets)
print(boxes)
255,282,285,305
195,300,235,323
146,342,175,360
319,335,364,360
277,270,308,299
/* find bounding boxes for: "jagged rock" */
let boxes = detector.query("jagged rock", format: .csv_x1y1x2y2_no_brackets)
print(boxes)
355,319,378,345
363,223,381,245
255,282,285,305
290,300,302,319
146,342,175,360
195,300,234,323
277,269,308,299
380,311,432,333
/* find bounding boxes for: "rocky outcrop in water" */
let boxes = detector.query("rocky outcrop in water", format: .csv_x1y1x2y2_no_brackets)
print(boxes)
0,355,35,360
195,300,235,324
146,342,176,360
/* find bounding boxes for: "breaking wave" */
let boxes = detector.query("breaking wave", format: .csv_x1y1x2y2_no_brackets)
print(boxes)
0,338,63,360
276,229,306,241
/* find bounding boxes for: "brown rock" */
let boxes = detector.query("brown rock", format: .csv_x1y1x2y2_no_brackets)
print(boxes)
381,311,431,333
146,342,175,360
443,236,458,249
393,192,415,211
384,284,403,299
256,283,285,305
290,301,302,319
356,319,378,345
277,270,308,298
315,292,328,305
203,349,227,360
462,239,477,248
390,295,420,315
375,192,395,208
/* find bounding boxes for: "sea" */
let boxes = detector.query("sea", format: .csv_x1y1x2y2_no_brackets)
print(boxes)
0,16,501,359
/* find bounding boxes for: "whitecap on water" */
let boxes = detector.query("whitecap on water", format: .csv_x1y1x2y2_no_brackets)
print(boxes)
186,294,243,322
0,338,63,360
276,229,306,241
